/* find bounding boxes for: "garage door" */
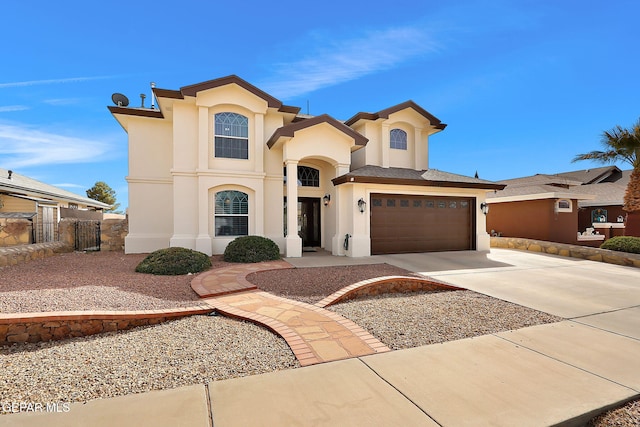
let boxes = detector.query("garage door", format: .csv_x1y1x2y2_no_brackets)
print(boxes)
370,194,475,254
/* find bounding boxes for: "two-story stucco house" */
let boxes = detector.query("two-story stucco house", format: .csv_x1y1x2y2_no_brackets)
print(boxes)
109,75,503,257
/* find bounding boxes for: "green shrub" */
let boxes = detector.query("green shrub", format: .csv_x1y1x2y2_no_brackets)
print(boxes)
600,236,640,254
223,236,281,263
135,247,212,275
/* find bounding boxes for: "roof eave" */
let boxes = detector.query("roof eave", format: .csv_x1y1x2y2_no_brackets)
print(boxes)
332,175,505,190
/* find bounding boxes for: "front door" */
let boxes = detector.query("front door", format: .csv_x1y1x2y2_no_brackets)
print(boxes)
298,197,320,247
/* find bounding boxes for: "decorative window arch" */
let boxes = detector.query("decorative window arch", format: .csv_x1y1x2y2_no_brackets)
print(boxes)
282,165,320,187
214,112,249,159
390,128,407,150
298,166,320,187
214,190,248,236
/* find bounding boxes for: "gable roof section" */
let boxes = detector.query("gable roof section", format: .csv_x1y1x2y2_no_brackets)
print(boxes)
332,165,504,190
555,166,622,184
267,114,368,149
486,183,594,203
344,100,446,130
497,174,584,189
0,168,110,209
491,168,631,205
108,75,300,120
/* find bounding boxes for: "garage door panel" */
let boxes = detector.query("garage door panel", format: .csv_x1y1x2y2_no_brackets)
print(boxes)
370,194,474,255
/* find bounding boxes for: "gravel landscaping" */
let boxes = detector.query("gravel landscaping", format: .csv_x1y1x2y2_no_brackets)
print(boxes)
247,263,420,304
0,315,298,406
0,251,637,423
330,290,562,350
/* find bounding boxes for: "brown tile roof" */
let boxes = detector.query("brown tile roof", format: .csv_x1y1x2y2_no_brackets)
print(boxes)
332,165,504,190
344,100,446,130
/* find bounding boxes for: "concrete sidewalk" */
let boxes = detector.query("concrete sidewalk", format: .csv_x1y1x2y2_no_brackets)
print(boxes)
6,319,639,426
4,249,640,426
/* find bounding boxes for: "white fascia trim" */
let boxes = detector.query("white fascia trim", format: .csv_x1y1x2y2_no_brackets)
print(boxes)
487,192,595,203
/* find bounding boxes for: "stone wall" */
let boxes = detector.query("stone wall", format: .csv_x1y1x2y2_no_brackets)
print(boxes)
0,241,71,268
0,218,31,247
101,218,128,251
0,306,212,346
491,236,640,268
58,218,128,252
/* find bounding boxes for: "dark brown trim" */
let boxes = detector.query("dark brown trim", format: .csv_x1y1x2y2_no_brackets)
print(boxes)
107,106,164,119
267,114,368,148
153,88,183,99
344,100,446,130
332,174,505,190
178,75,301,114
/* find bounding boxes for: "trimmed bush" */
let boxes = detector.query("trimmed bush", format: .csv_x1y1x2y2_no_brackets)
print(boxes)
135,247,212,275
223,236,281,263
600,236,640,254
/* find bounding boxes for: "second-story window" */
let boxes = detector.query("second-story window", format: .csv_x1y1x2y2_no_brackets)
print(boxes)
214,112,248,159
390,128,407,150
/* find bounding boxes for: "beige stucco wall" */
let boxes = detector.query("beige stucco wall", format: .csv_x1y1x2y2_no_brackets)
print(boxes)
350,109,433,171
120,80,486,257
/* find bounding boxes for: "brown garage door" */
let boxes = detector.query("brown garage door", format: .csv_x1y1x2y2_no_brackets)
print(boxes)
370,194,475,254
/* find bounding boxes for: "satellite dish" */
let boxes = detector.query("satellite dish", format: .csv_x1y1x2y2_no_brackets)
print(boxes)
111,93,129,107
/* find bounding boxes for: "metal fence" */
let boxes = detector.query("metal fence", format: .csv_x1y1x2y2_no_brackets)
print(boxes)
74,221,101,251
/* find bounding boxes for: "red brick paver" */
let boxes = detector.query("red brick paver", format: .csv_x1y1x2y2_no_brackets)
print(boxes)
190,260,293,298
193,261,391,366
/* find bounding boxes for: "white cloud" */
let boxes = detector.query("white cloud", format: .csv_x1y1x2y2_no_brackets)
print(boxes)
0,123,112,168
0,105,29,112
43,98,82,106
52,182,86,189
0,75,117,89
259,26,442,99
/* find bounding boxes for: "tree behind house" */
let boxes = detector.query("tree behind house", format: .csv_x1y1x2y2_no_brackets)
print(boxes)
573,118,640,236
87,181,121,212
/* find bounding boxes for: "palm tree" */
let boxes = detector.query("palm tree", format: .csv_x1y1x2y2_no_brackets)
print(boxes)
573,118,640,236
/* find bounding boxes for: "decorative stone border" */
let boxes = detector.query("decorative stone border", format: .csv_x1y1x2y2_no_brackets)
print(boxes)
491,236,640,268
0,306,213,346
0,241,71,268
314,276,463,308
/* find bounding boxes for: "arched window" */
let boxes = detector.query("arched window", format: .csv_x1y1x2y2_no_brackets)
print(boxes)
214,112,249,159
214,190,248,236
390,128,407,150
298,166,320,187
282,166,320,187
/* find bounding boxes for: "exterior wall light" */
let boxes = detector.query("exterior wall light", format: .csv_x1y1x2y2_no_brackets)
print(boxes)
323,194,331,206
357,198,367,213
480,202,489,215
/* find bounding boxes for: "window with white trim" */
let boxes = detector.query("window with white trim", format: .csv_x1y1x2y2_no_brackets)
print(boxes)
555,199,572,213
214,190,248,236
390,128,407,150
214,112,249,159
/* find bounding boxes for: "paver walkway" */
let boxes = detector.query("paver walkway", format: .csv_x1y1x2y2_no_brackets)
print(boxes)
191,260,391,366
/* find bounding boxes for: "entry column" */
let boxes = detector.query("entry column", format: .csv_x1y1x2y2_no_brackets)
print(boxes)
285,160,302,257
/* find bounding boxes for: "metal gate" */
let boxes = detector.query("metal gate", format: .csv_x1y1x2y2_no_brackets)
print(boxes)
75,220,101,251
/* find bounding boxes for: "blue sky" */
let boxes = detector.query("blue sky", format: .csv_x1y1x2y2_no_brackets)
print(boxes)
1,0,639,210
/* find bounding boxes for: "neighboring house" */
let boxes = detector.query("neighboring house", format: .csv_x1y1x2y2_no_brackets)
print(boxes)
486,166,631,245
109,75,503,257
0,168,110,245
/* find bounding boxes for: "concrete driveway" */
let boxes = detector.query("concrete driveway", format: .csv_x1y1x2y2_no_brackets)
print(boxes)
376,248,640,327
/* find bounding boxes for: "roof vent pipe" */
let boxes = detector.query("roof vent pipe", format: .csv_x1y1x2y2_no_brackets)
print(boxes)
150,82,156,109
7,170,12,180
